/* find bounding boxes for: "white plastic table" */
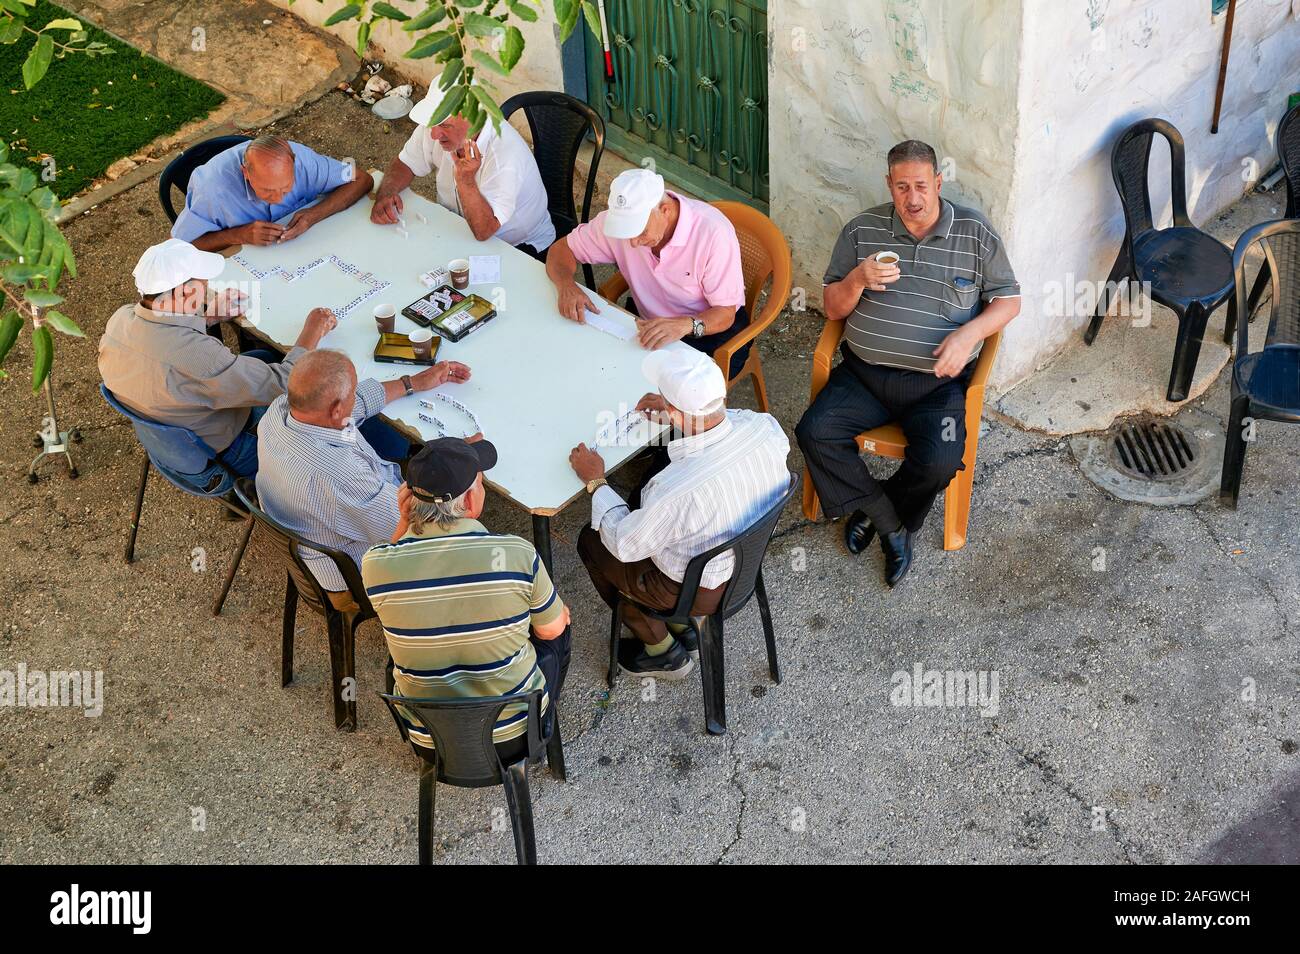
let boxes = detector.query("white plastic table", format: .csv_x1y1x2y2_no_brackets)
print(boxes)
217,178,686,569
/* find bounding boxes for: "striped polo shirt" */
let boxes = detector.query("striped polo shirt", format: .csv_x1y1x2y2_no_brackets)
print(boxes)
823,199,1019,373
361,519,566,747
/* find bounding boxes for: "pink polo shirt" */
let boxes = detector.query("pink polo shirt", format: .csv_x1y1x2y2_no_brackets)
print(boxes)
565,192,745,319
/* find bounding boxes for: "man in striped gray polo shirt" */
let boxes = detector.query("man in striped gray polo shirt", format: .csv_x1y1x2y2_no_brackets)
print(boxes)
796,140,1020,587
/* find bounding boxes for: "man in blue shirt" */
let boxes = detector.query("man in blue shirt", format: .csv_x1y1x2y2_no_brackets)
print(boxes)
172,136,374,251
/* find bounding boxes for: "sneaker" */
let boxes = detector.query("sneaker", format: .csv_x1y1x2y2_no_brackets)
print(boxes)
617,637,695,680
667,623,698,658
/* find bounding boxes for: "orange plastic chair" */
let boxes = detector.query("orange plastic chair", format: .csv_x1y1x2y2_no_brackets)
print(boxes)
800,326,1002,552
597,200,792,413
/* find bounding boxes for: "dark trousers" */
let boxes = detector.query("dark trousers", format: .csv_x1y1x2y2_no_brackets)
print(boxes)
795,344,972,533
621,299,751,379
577,526,724,645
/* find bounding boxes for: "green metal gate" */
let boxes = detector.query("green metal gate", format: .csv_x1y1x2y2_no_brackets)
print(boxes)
585,0,768,210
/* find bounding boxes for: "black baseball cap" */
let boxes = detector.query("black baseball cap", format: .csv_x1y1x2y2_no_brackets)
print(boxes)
407,437,498,503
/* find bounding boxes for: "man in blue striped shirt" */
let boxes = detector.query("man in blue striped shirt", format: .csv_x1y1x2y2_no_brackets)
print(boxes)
256,350,470,604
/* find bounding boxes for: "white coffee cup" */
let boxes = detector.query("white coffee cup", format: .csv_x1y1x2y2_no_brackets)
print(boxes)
409,326,434,360
874,251,901,266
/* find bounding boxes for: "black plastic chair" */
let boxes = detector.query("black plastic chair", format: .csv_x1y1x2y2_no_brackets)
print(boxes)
158,134,251,223
99,384,251,616
606,475,799,735
501,90,604,290
1244,104,1300,320
378,689,566,865
233,479,378,731
1219,219,1300,508
1085,119,1236,402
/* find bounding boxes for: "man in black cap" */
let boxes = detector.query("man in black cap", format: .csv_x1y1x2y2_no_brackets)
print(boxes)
361,437,571,756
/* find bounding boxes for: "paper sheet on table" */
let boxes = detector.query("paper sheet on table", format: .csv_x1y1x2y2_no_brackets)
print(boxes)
585,310,636,342
468,255,501,285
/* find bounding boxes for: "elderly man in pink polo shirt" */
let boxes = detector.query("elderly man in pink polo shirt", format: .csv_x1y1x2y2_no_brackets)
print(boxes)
545,168,750,375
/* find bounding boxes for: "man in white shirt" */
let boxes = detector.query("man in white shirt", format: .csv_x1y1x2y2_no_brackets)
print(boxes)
370,86,556,257
568,348,791,679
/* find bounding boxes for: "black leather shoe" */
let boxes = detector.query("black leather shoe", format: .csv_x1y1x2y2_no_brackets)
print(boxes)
880,528,913,587
843,510,876,555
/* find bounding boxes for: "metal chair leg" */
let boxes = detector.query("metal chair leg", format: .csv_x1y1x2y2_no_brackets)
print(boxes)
502,760,537,865
212,512,254,616
124,456,150,564
417,759,437,866
754,570,780,684
546,707,567,781
281,573,297,687
1084,247,1131,345
1219,394,1251,509
695,614,727,735
607,598,621,688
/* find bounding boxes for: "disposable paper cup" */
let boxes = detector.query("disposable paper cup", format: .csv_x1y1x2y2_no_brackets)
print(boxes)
448,258,470,290
874,251,901,266
409,327,434,360
374,303,396,334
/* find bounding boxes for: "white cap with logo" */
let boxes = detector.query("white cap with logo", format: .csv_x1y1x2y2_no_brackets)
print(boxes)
641,347,726,415
133,238,226,296
603,168,666,240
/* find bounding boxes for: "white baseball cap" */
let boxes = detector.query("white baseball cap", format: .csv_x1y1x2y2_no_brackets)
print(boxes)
642,347,726,415
409,81,475,128
133,238,226,296
603,168,666,240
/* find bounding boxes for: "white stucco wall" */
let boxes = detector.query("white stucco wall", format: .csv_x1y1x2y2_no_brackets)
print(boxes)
268,0,567,103
767,0,1024,373
1000,0,1300,389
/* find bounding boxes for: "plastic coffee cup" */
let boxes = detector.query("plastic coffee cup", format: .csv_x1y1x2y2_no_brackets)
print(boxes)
874,251,900,266
374,303,396,334
409,326,434,361
448,258,470,290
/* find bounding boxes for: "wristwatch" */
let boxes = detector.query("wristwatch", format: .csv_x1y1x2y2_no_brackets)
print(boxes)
400,374,414,397
690,316,706,338
585,477,608,494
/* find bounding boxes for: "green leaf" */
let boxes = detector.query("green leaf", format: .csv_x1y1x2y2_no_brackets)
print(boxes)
23,289,62,308
371,2,409,20
437,56,463,91
580,1,601,40
42,309,82,337
22,33,53,89
403,3,447,31
0,310,21,365
499,24,524,71
4,262,43,283
427,83,465,125
406,28,454,58
462,11,503,37
31,322,51,393
471,48,508,76
0,17,24,44
44,17,82,30
507,1,538,23
26,185,56,212
355,19,371,55
471,85,504,130
323,3,361,26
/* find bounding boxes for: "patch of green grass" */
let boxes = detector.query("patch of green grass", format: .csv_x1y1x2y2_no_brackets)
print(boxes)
0,1,225,198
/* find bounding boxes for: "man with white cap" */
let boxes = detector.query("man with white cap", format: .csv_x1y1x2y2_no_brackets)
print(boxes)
98,238,338,478
568,347,790,678
370,85,555,257
545,168,750,375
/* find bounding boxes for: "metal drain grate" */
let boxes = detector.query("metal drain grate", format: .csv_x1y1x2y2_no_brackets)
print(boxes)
1111,419,1199,481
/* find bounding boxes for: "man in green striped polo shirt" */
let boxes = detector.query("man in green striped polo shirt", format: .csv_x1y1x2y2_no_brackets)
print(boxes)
796,140,1021,587
362,437,571,755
